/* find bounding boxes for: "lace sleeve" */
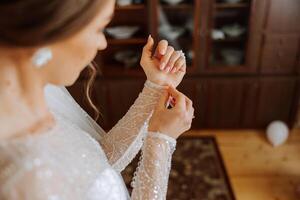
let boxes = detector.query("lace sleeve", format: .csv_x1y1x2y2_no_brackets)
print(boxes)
131,132,176,200
100,81,166,172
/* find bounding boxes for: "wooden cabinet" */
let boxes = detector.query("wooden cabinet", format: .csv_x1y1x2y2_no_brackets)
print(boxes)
298,57,300,74
265,0,300,33
260,0,300,75
254,78,297,127
70,0,300,129
198,0,259,74
104,79,144,128
260,35,300,74
68,79,144,130
197,78,246,128
81,77,298,130
179,77,298,128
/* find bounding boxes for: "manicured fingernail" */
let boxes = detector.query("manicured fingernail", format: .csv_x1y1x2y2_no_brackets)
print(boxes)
160,62,166,70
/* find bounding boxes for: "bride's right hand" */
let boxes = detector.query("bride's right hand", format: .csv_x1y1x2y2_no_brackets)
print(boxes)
148,87,194,139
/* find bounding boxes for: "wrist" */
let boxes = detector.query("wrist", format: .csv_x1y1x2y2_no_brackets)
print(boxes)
148,126,178,139
145,80,168,90
148,131,177,146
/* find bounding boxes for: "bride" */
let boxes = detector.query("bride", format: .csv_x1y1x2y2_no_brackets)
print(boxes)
0,0,194,199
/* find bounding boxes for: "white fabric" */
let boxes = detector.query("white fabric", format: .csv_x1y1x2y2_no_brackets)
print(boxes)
0,81,176,200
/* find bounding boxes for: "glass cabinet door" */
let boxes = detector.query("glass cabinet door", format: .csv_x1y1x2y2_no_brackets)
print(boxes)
200,0,253,73
96,0,149,76
154,0,197,72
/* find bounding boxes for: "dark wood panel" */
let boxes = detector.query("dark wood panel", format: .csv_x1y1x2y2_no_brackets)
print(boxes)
177,79,201,128
105,79,145,129
69,76,299,130
298,56,300,75
265,0,300,33
260,35,300,74
240,79,260,128
246,0,268,69
197,78,246,128
255,77,297,128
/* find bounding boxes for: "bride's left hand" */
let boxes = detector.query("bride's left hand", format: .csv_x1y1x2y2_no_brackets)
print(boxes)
140,35,186,88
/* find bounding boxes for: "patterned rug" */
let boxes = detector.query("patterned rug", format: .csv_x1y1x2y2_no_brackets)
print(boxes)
122,137,235,200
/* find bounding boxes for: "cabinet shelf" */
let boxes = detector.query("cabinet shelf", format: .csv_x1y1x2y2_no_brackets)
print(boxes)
115,5,146,11
212,37,246,43
215,3,250,9
161,4,193,10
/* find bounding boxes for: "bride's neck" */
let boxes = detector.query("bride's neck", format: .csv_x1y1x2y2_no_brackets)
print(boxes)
0,56,54,139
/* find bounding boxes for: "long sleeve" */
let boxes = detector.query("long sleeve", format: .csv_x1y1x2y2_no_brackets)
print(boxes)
100,81,166,172
131,132,176,200
0,131,176,200
45,81,166,173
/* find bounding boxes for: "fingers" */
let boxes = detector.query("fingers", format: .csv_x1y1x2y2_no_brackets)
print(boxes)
157,89,170,109
154,40,168,59
167,87,186,109
174,53,186,73
175,51,187,73
185,97,194,119
160,46,174,71
180,61,187,73
151,38,186,73
185,97,193,110
160,48,186,73
167,51,182,73
168,87,194,128
142,35,154,58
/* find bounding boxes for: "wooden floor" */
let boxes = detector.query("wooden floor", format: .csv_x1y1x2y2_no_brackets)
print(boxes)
184,129,300,200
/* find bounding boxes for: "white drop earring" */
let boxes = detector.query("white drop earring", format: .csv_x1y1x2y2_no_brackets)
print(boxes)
32,47,53,68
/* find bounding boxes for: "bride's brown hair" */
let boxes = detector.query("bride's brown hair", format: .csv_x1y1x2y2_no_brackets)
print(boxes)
0,0,102,120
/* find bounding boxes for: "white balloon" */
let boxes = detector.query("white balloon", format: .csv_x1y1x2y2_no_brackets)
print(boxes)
266,121,289,147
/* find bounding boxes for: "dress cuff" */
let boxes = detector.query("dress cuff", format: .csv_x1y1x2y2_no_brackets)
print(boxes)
147,131,177,150
145,80,168,90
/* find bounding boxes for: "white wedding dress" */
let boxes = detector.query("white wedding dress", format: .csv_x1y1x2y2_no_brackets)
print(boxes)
0,80,177,200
